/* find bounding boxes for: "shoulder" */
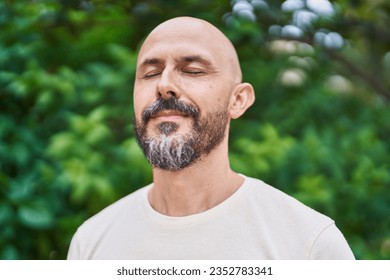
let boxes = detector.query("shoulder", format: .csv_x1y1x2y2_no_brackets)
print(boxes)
86,185,149,224
69,185,150,248
67,185,151,259
242,176,354,259
244,176,332,223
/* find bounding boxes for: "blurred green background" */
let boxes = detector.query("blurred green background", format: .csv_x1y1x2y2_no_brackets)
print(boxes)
1,0,389,260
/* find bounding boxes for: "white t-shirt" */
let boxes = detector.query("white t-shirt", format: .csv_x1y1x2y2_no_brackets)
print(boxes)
67,175,355,259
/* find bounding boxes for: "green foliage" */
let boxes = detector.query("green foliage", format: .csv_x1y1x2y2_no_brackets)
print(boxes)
1,0,389,260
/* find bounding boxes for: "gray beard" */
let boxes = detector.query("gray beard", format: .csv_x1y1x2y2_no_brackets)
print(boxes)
134,109,229,171
143,133,197,171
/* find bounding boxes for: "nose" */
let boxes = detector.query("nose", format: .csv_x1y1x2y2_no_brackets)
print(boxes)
156,68,181,100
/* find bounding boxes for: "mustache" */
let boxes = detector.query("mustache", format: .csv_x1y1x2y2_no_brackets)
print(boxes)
142,97,200,123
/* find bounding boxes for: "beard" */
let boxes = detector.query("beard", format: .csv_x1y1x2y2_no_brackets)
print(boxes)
134,97,229,171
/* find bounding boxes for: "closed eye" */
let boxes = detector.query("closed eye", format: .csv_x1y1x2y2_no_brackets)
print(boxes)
182,68,206,76
143,72,162,79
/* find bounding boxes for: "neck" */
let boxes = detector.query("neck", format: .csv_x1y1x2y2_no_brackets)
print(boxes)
148,141,243,217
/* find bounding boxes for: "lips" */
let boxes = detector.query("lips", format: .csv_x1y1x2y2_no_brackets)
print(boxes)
151,110,188,122
151,110,187,118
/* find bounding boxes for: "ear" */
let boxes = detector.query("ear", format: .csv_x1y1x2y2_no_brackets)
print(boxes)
228,82,255,119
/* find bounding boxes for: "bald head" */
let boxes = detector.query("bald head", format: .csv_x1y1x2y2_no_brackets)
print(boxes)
137,17,242,83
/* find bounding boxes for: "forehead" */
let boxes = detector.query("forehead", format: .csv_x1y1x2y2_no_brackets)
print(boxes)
137,22,229,68
137,42,217,68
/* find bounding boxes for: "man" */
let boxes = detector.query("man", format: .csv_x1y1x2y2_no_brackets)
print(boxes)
67,17,355,259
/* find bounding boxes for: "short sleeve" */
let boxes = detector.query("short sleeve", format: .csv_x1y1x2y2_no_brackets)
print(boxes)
67,230,81,260
309,223,355,260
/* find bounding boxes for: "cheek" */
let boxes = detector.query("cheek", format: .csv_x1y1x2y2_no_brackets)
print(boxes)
193,89,229,114
133,95,144,119
205,84,231,107
133,84,154,119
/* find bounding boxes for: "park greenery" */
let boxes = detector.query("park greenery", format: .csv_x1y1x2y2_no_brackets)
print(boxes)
1,0,389,259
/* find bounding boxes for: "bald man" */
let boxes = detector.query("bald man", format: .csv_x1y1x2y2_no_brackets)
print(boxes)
67,17,355,259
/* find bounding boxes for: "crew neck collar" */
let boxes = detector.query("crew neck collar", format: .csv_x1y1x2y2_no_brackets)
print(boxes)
140,174,249,228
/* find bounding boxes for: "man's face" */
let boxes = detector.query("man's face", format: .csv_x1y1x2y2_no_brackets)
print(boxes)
133,19,238,170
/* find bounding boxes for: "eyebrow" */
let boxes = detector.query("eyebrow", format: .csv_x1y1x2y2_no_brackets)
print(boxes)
139,58,164,68
176,55,213,67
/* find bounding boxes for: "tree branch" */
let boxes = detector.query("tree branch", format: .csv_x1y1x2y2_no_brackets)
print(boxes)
325,48,390,101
